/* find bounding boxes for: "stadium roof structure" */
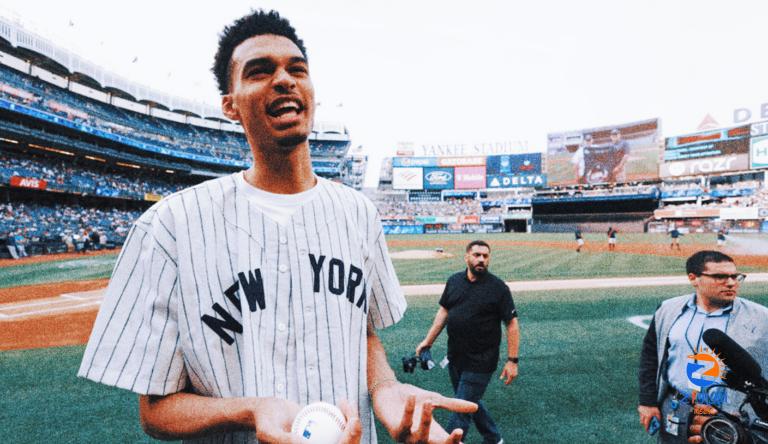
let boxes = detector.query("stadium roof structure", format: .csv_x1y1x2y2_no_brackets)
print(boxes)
0,12,227,121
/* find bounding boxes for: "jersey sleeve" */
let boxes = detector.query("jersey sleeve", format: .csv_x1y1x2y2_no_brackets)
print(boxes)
499,281,517,322
364,202,407,330
78,206,187,396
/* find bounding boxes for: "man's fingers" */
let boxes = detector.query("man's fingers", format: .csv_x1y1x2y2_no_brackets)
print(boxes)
446,428,464,444
339,399,362,444
431,397,477,414
393,395,416,442
411,400,433,443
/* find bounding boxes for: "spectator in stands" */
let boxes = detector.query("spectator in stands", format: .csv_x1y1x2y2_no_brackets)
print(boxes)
3,230,19,259
78,229,90,254
99,231,108,249
89,228,100,251
608,129,630,182
14,229,28,258
62,231,74,253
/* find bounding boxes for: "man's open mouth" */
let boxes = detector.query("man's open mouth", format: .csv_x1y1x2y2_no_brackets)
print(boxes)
268,98,303,118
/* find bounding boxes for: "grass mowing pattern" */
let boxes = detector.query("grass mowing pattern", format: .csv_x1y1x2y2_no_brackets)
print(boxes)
0,345,148,444
374,285,768,443
0,254,119,289
3,233,768,443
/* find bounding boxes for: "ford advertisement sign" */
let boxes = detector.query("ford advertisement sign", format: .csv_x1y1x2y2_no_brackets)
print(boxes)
423,167,454,189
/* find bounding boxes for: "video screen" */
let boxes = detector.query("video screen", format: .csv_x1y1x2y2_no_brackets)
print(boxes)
546,118,661,186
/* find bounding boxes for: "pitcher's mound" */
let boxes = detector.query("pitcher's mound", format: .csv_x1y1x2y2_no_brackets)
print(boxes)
390,250,457,259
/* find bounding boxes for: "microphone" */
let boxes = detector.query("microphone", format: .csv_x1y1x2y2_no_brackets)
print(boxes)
702,329,767,389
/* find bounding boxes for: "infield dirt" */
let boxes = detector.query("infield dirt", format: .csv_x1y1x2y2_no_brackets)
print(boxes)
1,239,765,351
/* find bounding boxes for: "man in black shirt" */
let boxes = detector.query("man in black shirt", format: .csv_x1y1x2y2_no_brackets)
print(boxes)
416,240,520,444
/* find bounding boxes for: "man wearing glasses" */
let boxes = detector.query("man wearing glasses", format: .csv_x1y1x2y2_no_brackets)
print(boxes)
637,250,768,443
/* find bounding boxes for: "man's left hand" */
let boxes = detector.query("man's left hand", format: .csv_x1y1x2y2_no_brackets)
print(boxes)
371,382,477,444
688,404,718,444
500,361,518,385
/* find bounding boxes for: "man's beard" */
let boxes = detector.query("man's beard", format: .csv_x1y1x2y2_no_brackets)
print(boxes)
469,263,488,277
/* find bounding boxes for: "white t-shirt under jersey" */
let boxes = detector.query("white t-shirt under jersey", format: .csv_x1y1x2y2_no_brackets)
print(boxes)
236,171,319,227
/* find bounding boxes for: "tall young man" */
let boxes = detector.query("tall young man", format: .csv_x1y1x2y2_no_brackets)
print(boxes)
79,10,474,444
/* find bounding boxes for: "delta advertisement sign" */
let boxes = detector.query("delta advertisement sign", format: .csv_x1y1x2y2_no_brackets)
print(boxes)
486,153,546,188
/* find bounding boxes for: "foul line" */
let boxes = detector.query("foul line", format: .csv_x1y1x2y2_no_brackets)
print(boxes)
0,289,106,319
402,273,768,295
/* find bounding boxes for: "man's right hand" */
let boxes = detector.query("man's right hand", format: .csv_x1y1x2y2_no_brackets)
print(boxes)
638,405,661,434
415,340,430,356
141,394,362,444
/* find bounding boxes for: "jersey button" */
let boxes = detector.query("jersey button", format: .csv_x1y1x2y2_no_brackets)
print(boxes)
278,323,286,331
279,236,287,244
279,264,288,273
276,384,284,393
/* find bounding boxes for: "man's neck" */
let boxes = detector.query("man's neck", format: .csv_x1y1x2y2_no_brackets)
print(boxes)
695,295,730,313
245,143,316,194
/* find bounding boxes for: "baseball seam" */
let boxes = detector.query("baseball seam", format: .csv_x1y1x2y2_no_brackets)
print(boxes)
301,405,346,430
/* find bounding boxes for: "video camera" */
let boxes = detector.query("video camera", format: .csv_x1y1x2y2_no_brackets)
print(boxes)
401,347,436,373
693,329,768,444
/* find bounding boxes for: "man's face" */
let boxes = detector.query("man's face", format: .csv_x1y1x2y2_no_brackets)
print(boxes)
584,138,592,147
465,245,490,277
222,34,315,151
689,261,740,309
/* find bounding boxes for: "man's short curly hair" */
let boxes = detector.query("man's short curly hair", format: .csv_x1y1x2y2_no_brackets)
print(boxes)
212,10,307,96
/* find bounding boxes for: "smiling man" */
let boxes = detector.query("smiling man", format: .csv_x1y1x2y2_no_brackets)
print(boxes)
78,10,475,444
416,240,520,444
638,250,768,443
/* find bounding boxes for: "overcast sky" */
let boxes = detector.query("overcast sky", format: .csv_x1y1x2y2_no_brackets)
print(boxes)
4,1,768,186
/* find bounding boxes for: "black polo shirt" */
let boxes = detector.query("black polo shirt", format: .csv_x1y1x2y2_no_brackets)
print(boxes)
440,270,517,373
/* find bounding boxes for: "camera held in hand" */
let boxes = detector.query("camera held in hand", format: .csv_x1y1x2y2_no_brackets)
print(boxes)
401,347,436,374
694,329,768,444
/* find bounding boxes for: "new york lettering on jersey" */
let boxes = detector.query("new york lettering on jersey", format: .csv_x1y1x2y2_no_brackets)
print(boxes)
79,175,406,444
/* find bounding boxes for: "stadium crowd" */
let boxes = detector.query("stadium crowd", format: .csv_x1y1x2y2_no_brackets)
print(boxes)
0,149,191,198
0,202,140,259
376,198,486,218
1,65,351,165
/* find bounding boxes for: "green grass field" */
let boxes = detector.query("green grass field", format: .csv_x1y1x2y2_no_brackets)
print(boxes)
2,233,767,443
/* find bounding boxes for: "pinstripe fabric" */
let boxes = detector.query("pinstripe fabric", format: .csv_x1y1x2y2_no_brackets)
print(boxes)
78,174,407,444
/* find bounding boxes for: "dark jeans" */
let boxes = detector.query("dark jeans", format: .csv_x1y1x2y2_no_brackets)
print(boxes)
446,363,502,444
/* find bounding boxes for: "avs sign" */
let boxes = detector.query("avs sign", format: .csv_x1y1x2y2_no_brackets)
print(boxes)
10,176,47,190
659,154,748,178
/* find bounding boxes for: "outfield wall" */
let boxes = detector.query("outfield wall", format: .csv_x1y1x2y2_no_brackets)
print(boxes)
533,217,649,234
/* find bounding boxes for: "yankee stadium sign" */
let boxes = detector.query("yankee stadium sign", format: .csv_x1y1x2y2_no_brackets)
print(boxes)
417,140,531,157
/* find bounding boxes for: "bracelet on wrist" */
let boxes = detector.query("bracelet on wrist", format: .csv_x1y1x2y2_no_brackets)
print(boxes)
369,378,398,397
507,357,518,364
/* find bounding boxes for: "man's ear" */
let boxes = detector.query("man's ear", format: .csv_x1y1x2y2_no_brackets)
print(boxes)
688,273,699,287
221,95,239,121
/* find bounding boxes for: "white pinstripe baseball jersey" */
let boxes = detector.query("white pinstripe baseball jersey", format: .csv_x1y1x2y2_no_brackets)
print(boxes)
78,173,407,444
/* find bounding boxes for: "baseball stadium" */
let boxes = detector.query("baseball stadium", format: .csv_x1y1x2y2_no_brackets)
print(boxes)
2,6,768,444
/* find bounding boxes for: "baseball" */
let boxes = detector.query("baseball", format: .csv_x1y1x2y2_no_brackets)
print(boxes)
291,402,346,444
